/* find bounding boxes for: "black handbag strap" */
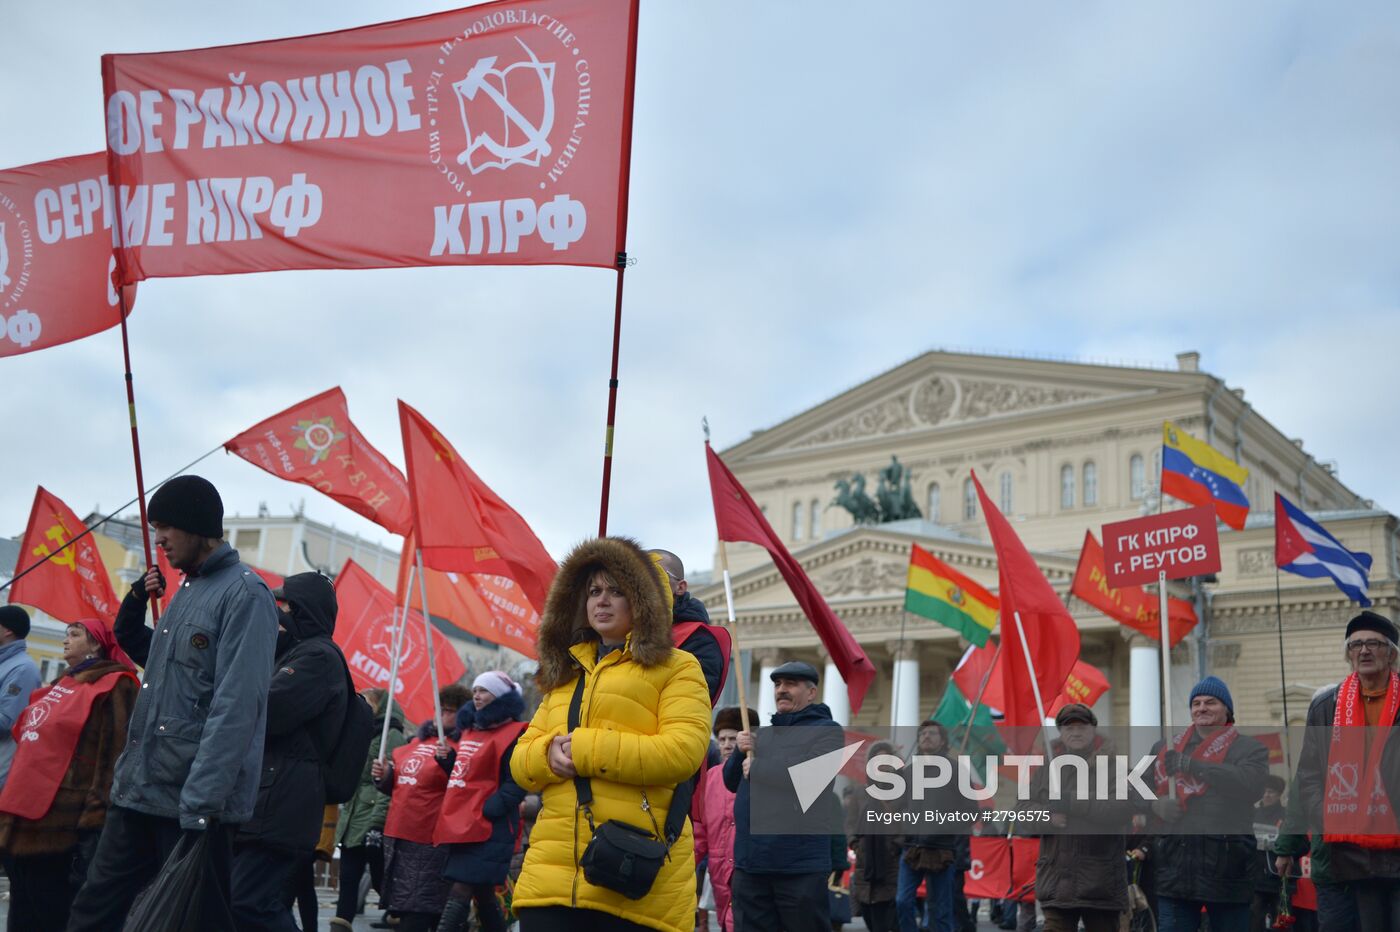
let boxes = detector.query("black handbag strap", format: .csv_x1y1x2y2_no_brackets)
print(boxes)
566,665,697,847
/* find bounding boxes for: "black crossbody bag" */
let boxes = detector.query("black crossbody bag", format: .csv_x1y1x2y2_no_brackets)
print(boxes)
567,670,696,900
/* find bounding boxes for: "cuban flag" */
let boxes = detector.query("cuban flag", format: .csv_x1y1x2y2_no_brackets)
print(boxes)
1275,493,1372,606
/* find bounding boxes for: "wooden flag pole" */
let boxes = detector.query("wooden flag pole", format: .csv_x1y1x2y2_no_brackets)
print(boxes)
597,256,629,536
717,539,751,737
378,559,417,763
416,549,444,742
1011,611,1054,757
957,640,1003,756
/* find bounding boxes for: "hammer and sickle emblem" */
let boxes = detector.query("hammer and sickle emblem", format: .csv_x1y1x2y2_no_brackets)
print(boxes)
453,38,556,173
1327,761,1360,800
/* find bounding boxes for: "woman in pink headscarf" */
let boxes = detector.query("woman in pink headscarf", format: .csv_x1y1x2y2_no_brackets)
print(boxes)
0,619,138,932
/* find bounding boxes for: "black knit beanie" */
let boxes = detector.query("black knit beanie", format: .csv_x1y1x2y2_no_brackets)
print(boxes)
148,476,224,539
0,605,31,640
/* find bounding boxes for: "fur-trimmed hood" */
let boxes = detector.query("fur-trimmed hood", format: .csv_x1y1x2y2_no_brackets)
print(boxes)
535,536,674,692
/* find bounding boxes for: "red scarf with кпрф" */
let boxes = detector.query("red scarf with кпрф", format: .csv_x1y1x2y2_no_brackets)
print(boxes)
1324,671,1400,849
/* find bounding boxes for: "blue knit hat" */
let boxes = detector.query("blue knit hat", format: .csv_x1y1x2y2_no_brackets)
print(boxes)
1189,675,1234,717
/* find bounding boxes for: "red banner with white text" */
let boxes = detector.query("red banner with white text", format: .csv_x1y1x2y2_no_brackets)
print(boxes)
1071,531,1198,647
101,0,639,282
334,559,466,727
225,387,412,536
8,487,118,625
0,153,137,356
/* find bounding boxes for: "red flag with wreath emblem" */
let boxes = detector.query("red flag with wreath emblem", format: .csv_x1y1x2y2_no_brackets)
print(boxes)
225,387,411,536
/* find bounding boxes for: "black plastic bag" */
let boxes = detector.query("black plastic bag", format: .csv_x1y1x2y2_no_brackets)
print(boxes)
123,830,235,932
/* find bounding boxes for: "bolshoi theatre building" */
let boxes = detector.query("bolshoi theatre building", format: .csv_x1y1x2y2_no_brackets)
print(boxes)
694,349,1396,732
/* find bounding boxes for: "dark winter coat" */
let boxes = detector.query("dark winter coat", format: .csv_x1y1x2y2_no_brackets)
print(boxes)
111,544,278,828
0,660,138,858
1150,729,1269,904
336,706,406,848
846,793,901,906
237,573,348,852
1279,683,1400,882
440,689,528,885
1027,738,1139,913
383,835,450,915
724,701,844,874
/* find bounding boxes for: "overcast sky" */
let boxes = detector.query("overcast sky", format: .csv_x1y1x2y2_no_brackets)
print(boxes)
2,1,1396,577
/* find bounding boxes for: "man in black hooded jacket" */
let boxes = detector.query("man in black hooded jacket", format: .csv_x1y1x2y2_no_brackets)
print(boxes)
230,572,349,931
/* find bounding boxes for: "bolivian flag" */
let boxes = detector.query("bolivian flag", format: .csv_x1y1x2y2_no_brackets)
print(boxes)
904,543,999,646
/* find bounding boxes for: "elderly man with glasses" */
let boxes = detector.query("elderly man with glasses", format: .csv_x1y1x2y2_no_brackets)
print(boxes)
1276,610,1400,932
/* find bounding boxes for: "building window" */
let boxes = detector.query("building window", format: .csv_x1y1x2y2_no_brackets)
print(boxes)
999,472,1013,514
927,483,941,523
963,478,977,520
1083,461,1098,507
235,528,261,552
1060,464,1075,509
791,502,803,541
1129,454,1146,500
810,500,821,540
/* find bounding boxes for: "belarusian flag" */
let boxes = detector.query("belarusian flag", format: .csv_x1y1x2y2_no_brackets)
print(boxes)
904,543,999,646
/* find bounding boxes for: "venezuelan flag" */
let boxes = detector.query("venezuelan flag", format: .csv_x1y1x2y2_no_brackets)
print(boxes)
905,543,999,646
1161,421,1251,530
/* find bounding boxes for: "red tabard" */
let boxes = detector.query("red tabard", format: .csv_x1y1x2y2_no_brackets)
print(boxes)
0,669,137,820
435,722,526,846
1323,672,1400,848
384,737,455,845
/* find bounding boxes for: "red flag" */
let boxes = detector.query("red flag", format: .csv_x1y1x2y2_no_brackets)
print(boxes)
1047,660,1110,717
334,559,465,726
395,533,539,659
399,401,555,616
225,387,412,536
971,472,1078,727
705,444,876,714
101,0,640,283
952,639,1004,713
1070,532,1197,647
8,487,118,624
964,837,1039,902
0,153,137,357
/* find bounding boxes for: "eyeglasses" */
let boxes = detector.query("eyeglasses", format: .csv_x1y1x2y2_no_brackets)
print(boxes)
1347,639,1390,654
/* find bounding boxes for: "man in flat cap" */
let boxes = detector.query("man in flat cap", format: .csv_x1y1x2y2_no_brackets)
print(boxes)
71,475,279,930
1277,610,1400,932
1026,703,1137,932
725,660,845,931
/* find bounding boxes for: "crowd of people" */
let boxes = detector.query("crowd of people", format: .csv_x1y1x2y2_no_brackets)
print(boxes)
0,474,1395,932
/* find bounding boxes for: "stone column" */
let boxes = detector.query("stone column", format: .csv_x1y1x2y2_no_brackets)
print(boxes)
887,640,921,728
1127,634,1160,758
817,648,849,726
753,648,781,725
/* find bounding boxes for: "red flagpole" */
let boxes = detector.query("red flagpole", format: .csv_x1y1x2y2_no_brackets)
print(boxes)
115,288,159,623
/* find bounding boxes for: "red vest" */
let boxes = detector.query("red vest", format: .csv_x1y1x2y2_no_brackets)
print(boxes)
435,722,527,845
673,620,731,706
384,737,455,845
0,669,136,821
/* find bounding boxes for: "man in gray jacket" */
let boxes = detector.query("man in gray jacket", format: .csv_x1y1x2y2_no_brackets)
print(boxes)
0,605,41,791
68,476,278,930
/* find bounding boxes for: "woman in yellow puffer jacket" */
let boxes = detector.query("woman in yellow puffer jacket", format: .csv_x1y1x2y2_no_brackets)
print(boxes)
511,537,711,932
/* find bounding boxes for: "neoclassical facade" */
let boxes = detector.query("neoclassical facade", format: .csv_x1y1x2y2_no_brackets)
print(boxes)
695,350,1397,730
